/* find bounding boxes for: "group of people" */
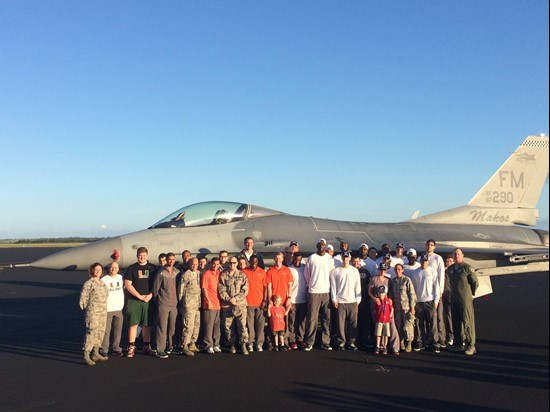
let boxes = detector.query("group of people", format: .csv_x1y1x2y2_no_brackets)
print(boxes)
79,236,479,366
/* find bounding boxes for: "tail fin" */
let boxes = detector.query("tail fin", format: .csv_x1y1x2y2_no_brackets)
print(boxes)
468,135,549,209
409,135,548,226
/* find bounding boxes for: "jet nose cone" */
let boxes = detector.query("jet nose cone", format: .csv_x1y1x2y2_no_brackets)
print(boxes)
31,237,123,270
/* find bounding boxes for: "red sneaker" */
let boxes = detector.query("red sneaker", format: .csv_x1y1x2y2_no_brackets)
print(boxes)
290,343,298,350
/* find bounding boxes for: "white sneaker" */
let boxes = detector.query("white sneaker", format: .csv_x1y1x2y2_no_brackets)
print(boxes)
213,346,222,353
247,344,254,352
206,347,215,354
256,345,263,352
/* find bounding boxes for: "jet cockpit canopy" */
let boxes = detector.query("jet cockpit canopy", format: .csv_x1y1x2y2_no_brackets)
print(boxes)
150,201,283,229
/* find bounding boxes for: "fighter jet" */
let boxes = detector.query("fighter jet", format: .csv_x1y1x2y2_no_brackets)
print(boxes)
30,135,549,296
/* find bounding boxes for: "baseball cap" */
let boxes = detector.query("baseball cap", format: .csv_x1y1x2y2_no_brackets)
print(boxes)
396,242,404,248
383,253,391,259
407,248,417,256
420,253,430,261
289,241,299,247
318,238,327,245
342,251,351,258
359,243,368,249
379,262,388,270
327,244,334,251
378,285,388,294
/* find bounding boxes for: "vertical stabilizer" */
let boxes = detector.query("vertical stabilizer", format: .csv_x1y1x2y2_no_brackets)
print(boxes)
468,136,549,209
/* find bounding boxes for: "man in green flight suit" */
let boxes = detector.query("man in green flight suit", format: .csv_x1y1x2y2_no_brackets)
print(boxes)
447,248,478,355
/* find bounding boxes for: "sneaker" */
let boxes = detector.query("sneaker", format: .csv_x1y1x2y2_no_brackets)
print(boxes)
374,347,380,355
247,343,254,352
206,347,215,354
414,345,425,352
393,351,400,356
465,346,476,356
112,350,124,357
166,347,173,355
281,345,289,351
213,346,222,353
171,346,183,355
229,346,236,354
298,341,307,349
290,343,298,350
439,342,447,348
304,344,313,352
127,345,135,358
447,339,454,346
347,343,358,351
451,344,465,353
266,342,274,351
143,345,155,356
432,346,441,354
337,344,346,351
241,343,249,356
255,345,263,352
156,351,168,359
275,346,279,351
382,348,388,355
321,344,333,351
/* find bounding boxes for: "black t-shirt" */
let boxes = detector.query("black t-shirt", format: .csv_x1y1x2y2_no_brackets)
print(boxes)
124,262,157,300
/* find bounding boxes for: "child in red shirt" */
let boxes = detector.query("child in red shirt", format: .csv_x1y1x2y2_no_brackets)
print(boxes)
269,295,289,351
374,285,393,355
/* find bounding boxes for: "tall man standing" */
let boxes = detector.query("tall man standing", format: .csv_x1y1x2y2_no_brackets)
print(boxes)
330,251,362,350
448,248,478,355
124,247,157,357
243,255,267,352
303,239,334,351
424,239,446,347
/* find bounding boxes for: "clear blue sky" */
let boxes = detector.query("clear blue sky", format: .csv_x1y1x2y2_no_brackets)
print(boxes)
1,1,548,238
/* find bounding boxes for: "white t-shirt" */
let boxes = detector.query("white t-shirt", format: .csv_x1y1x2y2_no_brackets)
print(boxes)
101,274,125,312
289,264,308,304
304,253,334,294
330,266,362,304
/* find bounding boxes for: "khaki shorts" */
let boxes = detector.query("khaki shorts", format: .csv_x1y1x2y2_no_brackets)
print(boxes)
126,299,150,327
375,322,390,337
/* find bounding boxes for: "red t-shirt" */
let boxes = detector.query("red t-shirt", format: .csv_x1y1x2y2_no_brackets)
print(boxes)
266,265,292,304
269,305,286,332
242,267,267,307
376,296,393,323
201,269,221,310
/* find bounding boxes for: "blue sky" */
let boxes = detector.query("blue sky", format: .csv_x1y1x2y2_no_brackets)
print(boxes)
1,1,548,238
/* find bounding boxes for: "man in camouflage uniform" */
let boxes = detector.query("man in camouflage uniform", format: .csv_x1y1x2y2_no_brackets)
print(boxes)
79,262,109,366
178,257,202,357
390,264,417,352
218,256,250,355
448,248,478,355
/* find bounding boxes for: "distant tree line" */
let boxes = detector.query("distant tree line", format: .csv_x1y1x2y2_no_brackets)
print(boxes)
0,237,105,244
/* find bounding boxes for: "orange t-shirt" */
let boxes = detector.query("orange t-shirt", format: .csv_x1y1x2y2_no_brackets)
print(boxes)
269,305,286,332
201,269,220,310
242,267,267,307
266,265,292,304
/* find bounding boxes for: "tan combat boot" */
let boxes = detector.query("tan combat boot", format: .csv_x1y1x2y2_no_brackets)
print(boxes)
188,342,200,353
182,345,195,357
91,347,108,362
83,350,96,366
405,341,412,353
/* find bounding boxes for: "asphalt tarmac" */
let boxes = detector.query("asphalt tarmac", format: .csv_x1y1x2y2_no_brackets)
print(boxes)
0,248,548,411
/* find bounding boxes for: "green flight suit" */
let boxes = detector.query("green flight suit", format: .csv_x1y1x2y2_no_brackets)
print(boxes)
446,262,478,349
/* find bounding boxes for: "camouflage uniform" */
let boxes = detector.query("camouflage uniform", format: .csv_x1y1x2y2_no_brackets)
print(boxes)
390,275,417,343
447,262,478,350
79,278,109,351
178,269,201,346
218,269,249,345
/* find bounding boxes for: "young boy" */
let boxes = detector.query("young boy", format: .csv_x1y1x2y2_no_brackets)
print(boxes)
374,285,393,355
269,295,289,351
79,262,109,366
